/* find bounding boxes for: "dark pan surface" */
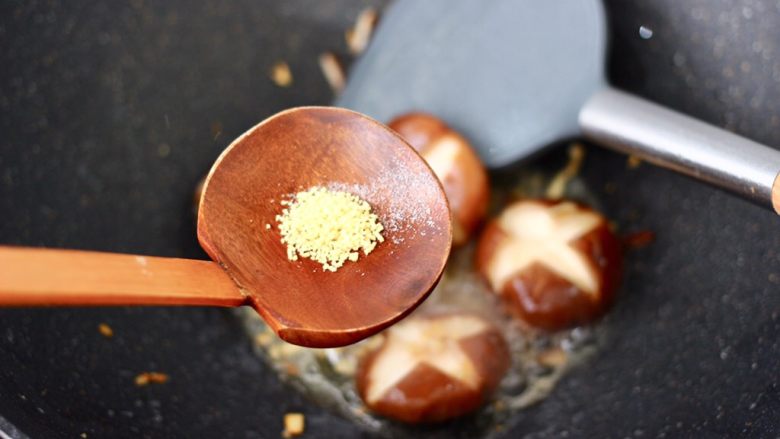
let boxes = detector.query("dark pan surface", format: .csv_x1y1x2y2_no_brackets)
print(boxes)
1,1,778,437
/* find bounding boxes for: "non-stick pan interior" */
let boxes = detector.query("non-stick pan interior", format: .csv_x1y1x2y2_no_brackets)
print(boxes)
1,1,778,437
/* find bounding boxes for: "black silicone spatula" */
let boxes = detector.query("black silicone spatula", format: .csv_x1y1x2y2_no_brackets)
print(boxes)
337,0,780,214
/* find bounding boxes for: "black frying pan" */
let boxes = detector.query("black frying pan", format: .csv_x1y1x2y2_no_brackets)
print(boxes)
1,0,778,437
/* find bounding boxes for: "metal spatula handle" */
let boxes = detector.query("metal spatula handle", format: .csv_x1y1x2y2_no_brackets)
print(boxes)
580,87,780,214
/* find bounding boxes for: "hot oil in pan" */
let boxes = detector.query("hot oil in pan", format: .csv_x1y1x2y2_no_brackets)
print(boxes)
238,151,610,436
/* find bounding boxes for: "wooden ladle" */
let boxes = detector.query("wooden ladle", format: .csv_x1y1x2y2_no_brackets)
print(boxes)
0,107,452,348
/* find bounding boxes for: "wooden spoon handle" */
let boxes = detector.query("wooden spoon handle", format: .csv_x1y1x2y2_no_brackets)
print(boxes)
0,246,246,307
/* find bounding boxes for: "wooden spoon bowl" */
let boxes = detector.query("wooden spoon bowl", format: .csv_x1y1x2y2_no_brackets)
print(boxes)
197,107,452,347
0,107,451,348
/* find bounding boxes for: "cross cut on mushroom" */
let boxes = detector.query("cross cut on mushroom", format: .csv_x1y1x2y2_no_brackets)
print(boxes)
357,312,509,423
364,315,485,403
487,201,602,295
476,200,622,330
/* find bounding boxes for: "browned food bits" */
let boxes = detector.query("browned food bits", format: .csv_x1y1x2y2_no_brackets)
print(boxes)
475,200,622,330
623,229,656,249
345,8,378,55
282,413,305,438
389,113,490,246
356,312,510,423
318,52,346,94
269,61,293,87
134,372,170,386
97,323,113,338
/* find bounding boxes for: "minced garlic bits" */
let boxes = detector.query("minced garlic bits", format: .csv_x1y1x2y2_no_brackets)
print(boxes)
275,187,385,272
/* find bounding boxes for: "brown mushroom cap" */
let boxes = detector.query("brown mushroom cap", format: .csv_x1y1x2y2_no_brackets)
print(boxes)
388,112,451,152
356,312,510,423
475,199,622,330
388,113,490,246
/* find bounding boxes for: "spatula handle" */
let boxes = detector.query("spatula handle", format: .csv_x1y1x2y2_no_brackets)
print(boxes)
0,246,246,307
579,87,780,214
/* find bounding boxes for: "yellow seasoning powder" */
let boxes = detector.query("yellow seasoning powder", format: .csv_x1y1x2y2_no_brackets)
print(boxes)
275,187,384,272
